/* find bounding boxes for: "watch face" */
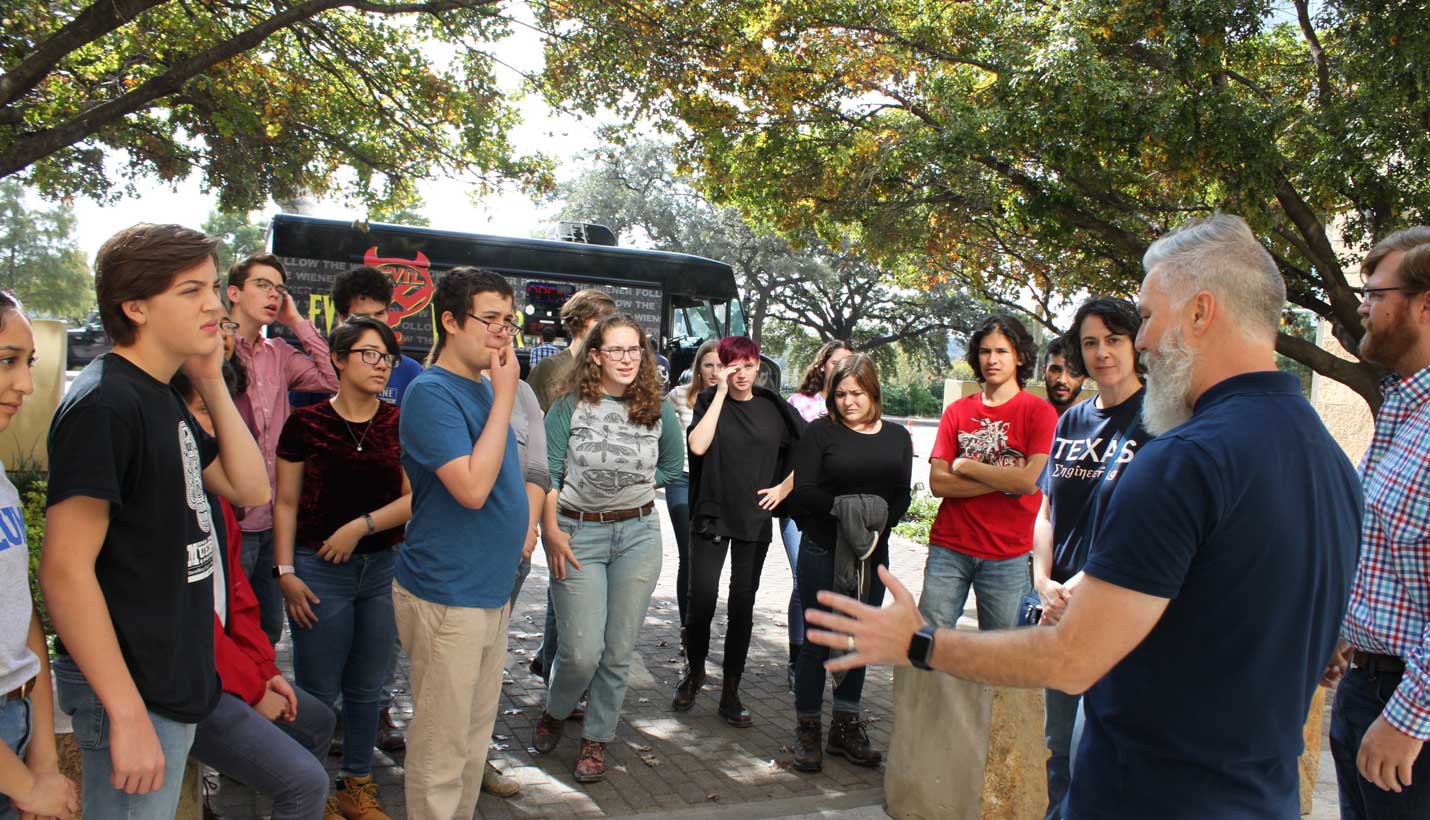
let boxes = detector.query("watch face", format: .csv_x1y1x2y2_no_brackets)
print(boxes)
908,628,934,669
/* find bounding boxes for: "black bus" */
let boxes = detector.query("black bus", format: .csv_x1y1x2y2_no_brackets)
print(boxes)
268,214,777,388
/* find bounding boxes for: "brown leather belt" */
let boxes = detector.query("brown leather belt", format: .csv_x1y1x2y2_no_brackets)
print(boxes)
1351,650,1405,676
559,501,655,523
3,676,36,702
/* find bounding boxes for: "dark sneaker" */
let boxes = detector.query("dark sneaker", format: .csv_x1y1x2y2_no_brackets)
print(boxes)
532,711,564,754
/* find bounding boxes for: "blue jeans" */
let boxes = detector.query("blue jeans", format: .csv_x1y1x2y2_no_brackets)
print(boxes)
918,546,1031,630
779,517,804,647
546,513,664,742
664,473,691,625
0,695,32,820
240,529,285,647
1331,665,1430,819
52,655,196,820
537,588,559,683
511,556,532,611
794,537,885,716
190,691,333,820
289,547,397,777
1044,688,1085,820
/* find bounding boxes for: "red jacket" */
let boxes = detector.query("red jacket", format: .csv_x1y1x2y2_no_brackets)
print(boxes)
213,497,280,704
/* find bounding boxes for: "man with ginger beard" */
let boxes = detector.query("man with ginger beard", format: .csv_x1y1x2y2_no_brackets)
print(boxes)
1325,226,1430,819
801,214,1361,819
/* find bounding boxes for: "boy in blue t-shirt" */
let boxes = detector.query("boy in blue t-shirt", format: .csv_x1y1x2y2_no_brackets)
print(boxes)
395,267,527,819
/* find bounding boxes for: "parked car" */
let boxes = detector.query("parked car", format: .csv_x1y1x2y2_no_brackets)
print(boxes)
67,314,108,370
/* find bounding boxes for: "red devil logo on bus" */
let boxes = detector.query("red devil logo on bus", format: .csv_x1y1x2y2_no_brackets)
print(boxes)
363,247,434,324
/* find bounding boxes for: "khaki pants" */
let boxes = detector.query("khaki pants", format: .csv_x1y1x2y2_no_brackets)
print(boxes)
393,581,509,820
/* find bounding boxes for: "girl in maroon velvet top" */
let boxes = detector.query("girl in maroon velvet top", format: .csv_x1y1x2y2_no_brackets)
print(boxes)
273,316,411,817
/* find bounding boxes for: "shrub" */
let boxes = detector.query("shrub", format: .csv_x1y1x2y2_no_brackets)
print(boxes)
22,480,49,634
894,492,940,543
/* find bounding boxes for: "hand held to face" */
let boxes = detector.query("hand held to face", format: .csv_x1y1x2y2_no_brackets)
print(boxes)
489,346,519,396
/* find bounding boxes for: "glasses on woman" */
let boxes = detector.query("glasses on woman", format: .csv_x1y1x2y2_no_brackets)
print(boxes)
466,313,520,336
218,319,240,335
345,347,400,368
598,346,644,361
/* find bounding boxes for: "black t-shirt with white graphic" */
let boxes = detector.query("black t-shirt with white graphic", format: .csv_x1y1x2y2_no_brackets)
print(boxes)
48,353,221,723
1038,388,1153,584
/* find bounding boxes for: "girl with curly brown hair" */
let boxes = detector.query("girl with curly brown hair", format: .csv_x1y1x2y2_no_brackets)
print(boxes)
530,315,684,784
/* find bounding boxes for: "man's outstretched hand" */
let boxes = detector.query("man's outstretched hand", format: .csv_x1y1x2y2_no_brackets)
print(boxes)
805,565,927,673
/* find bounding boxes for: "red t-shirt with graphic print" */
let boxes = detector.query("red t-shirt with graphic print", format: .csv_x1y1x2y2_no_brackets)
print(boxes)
928,389,1057,560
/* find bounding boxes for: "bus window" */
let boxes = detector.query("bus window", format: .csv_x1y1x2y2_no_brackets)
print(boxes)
727,299,748,337
686,302,723,342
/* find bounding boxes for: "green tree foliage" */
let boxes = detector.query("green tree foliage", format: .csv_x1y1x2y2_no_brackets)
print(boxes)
2,0,551,212
554,137,980,350
202,208,267,272
539,0,1430,411
0,180,95,319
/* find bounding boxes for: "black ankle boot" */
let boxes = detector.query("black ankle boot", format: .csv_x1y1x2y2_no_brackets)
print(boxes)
672,664,705,712
717,674,752,728
793,715,822,772
826,709,881,767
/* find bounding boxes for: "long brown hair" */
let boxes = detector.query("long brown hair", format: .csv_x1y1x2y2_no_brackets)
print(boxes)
797,339,854,397
567,314,664,427
684,339,720,408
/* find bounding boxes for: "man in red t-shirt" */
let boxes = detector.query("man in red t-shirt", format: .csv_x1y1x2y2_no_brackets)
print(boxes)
923,315,1057,630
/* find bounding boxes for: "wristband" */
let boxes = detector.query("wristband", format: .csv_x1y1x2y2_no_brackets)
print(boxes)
362,513,376,535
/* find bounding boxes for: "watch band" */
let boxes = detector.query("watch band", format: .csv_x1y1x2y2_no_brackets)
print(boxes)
362,513,376,535
273,564,295,578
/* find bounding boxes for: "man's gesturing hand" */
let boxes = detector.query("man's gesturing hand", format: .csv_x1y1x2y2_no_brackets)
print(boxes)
804,565,927,673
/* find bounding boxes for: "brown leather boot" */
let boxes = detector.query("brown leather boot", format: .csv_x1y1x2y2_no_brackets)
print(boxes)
376,707,405,752
717,674,752,728
793,715,822,773
671,666,705,712
826,709,881,767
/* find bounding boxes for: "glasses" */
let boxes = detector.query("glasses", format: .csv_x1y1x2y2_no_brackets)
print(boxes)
218,319,240,335
247,279,288,297
466,313,520,336
344,347,399,368
598,346,644,361
1358,285,1425,304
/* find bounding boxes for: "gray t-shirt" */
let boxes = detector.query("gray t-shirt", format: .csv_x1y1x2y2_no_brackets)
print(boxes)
511,380,550,493
547,394,685,512
0,463,39,694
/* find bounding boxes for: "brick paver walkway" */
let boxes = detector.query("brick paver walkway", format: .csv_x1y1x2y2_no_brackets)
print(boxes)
217,496,925,819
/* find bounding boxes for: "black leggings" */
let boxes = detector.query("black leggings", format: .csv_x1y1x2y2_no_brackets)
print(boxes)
685,532,770,678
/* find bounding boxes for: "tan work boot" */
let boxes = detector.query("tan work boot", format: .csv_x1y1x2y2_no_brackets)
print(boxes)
323,796,345,820
481,761,521,797
334,774,390,820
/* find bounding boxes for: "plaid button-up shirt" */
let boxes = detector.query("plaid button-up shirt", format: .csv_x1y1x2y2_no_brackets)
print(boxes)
1343,365,1430,740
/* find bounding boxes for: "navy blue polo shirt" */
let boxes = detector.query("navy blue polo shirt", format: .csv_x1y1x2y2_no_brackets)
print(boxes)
1068,371,1361,820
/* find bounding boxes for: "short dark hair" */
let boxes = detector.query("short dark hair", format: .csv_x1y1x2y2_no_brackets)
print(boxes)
1362,226,1430,295
96,223,220,346
824,353,883,425
965,314,1037,386
1043,336,1080,376
559,288,618,340
333,266,393,316
541,325,559,343
427,266,514,365
227,252,287,289
1064,297,1145,378
331,315,401,368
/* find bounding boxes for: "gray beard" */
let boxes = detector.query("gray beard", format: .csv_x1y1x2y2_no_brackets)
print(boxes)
1142,328,1196,437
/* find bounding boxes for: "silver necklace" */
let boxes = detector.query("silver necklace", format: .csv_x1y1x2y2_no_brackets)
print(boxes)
334,402,377,451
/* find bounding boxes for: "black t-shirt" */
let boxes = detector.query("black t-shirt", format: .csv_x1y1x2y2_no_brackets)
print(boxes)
787,417,913,554
698,394,789,542
47,354,222,723
1037,389,1152,583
